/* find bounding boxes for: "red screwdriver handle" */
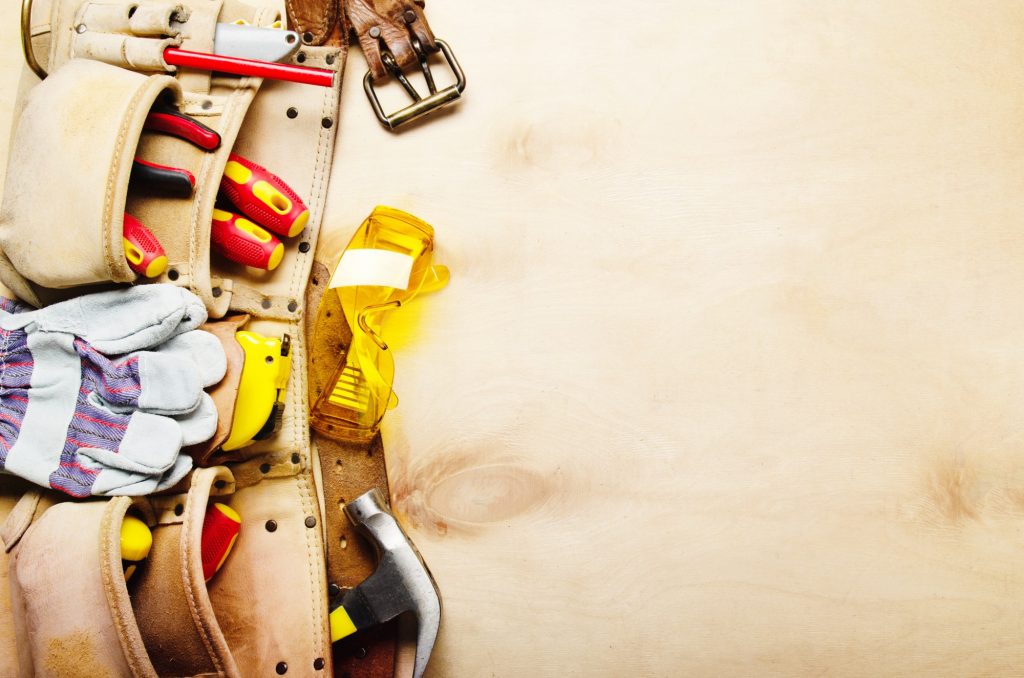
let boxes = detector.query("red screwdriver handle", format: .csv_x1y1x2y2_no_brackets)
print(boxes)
123,214,168,278
144,110,221,151
211,209,285,270
220,153,310,238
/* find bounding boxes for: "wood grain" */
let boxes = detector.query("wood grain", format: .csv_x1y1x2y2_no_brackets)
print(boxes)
7,1,1024,676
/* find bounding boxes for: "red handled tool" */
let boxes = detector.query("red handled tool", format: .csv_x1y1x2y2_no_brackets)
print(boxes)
131,107,220,197
123,214,168,278
144,109,221,151
220,153,310,238
211,208,284,270
164,48,334,88
201,503,241,582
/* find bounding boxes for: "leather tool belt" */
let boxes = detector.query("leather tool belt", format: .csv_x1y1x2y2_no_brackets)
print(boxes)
0,0,458,674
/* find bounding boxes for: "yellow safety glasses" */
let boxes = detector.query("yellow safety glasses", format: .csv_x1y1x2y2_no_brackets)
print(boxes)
310,206,448,442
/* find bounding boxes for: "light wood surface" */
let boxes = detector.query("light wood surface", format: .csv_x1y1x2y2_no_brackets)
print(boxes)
6,2,1024,676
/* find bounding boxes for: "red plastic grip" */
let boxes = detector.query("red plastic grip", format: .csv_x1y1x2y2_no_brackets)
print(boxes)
201,503,241,582
211,209,285,270
220,153,310,238
122,214,168,278
144,111,221,151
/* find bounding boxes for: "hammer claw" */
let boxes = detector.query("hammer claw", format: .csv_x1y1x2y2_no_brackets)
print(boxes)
335,489,443,677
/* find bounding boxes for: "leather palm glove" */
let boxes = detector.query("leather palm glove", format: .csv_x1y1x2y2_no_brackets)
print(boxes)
0,285,225,497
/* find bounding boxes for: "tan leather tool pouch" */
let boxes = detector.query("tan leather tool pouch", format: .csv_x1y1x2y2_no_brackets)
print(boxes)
0,59,179,296
0,0,271,312
3,0,346,673
3,467,239,678
5,496,159,676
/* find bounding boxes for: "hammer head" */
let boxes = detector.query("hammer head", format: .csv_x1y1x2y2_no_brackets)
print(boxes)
341,489,441,678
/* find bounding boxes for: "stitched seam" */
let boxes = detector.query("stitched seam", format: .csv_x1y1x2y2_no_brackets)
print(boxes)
300,64,343,662
107,79,159,282
287,0,331,40
102,499,150,675
181,473,224,674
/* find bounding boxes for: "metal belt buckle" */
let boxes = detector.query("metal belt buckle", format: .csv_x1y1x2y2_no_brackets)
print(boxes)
363,38,466,131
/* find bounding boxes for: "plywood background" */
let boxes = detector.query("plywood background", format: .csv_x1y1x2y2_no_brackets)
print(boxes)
5,1,1024,676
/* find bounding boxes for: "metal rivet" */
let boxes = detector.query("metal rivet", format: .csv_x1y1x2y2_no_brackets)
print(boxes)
328,583,341,597
291,453,300,464
296,52,306,63
276,661,288,674
355,647,367,659
340,536,347,549
325,54,336,65
201,99,212,110
266,520,278,532
368,26,381,39
260,463,271,473
261,298,272,309
174,503,184,516
321,117,333,129
75,23,87,33
287,300,298,312
286,107,298,119
304,516,316,528
403,9,416,23
167,269,179,281
298,242,310,253
313,658,325,671
302,31,313,43
211,286,222,297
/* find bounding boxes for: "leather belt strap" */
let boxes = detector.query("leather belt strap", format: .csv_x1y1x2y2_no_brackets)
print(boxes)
305,262,398,678
286,0,435,79
345,0,435,81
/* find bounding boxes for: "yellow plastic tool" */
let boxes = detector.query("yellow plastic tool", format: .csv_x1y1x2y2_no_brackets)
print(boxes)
310,206,449,442
120,515,153,581
223,331,292,451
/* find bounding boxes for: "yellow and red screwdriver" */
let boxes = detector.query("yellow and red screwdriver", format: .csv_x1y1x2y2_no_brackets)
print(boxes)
124,109,223,277
212,153,310,270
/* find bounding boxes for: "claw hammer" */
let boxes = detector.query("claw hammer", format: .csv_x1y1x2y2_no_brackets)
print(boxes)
329,489,442,678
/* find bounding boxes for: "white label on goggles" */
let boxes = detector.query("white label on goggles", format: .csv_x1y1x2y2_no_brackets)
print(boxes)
329,249,415,290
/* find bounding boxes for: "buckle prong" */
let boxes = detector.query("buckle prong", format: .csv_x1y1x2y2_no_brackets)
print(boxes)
364,39,465,131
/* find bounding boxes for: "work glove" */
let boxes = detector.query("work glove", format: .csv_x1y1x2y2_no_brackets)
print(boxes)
0,286,226,497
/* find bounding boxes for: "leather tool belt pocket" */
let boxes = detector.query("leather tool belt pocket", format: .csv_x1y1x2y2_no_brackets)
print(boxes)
0,60,180,297
0,0,347,674
2,467,242,677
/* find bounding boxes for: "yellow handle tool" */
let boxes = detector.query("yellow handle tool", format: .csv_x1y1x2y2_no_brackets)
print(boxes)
223,331,292,451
